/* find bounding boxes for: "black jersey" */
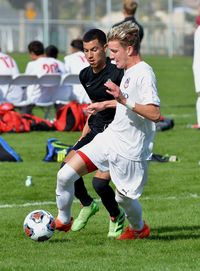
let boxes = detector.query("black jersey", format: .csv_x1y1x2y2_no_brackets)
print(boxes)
79,57,124,133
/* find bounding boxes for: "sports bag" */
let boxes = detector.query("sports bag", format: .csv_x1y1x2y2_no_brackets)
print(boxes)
0,137,22,162
54,101,88,131
43,138,72,162
0,102,30,133
21,114,54,131
156,116,174,131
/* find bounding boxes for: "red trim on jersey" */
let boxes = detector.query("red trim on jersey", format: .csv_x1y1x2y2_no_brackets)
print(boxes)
76,150,97,173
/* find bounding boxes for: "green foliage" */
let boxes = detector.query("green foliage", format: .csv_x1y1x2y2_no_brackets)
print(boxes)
1,55,200,270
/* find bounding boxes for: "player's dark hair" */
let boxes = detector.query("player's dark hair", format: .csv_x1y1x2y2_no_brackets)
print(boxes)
28,40,44,55
45,45,59,58
70,39,84,51
83,29,107,46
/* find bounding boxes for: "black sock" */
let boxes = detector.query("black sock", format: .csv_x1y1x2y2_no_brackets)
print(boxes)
74,177,93,206
92,177,120,218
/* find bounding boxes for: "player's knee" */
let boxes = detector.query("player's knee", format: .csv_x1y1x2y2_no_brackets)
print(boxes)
92,177,110,194
57,163,79,188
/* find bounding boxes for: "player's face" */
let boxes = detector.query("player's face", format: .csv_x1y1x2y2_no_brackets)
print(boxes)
108,40,129,69
83,39,107,72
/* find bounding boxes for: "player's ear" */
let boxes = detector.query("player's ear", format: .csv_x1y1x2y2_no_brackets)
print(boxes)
104,43,108,52
126,46,133,56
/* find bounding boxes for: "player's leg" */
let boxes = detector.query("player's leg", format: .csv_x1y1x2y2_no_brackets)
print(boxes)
92,171,125,237
115,191,150,240
109,157,150,240
196,92,200,127
61,132,99,232
55,152,90,232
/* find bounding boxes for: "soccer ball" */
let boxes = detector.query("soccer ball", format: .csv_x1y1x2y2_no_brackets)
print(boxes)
23,209,55,241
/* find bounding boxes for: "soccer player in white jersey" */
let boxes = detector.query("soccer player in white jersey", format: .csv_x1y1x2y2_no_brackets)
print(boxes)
0,49,23,104
55,21,160,240
24,40,60,114
192,18,200,128
45,44,65,74
64,39,90,104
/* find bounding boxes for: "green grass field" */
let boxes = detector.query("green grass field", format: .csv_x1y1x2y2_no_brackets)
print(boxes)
1,55,200,271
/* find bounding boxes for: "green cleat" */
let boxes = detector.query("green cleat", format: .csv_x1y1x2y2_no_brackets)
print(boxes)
71,200,99,231
107,208,125,238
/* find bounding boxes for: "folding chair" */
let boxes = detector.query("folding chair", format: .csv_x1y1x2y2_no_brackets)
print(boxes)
0,75,13,85
36,74,61,119
0,75,13,103
60,73,80,86
10,74,38,108
12,74,38,86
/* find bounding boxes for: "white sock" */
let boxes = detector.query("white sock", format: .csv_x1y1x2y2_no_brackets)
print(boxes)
56,163,80,224
196,96,200,126
116,191,144,230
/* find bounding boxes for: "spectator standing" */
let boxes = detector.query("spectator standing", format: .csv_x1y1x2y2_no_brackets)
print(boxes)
192,10,200,128
113,0,144,42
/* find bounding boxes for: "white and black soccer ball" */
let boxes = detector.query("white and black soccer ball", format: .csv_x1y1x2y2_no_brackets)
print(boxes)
23,209,55,241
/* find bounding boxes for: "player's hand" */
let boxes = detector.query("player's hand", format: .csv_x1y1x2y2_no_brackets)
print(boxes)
87,102,105,115
104,80,126,105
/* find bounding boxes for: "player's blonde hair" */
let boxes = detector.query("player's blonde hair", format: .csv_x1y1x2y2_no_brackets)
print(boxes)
123,0,138,15
107,21,140,53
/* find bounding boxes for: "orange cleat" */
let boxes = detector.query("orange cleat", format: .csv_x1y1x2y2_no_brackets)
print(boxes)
55,217,73,232
117,222,150,240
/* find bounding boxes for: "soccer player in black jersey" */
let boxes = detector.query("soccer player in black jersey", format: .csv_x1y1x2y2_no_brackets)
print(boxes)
60,29,125,237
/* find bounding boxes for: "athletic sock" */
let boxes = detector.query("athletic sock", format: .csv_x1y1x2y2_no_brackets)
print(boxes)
115,191,143,230
196,96,200,126
56,163,80,224
92,177,120,218
74,177,94,206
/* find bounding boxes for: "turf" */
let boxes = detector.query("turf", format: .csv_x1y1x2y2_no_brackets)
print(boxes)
1,55,200,271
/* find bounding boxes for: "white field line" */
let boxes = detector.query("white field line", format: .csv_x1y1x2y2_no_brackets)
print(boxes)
0,193,199,209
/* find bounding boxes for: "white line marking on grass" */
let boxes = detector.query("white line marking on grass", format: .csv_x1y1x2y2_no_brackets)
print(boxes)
0,194,199,209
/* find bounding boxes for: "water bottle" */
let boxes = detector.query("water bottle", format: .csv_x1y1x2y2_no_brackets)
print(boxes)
25,176,32,187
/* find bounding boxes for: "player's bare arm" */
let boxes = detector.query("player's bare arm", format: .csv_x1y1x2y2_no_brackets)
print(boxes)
87,100,117,115
80,115,91,138
105,80,160,122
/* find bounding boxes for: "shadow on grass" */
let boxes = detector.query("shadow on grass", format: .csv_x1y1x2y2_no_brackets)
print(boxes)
49,238,72,243
150,225,200,241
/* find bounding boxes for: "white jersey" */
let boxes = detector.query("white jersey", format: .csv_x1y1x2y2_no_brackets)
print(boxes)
25,56,60,103
105,61,160,161
64,51,90,103
193,26,200,93
53,58,65,74
64,51,88,74
0,52,23,104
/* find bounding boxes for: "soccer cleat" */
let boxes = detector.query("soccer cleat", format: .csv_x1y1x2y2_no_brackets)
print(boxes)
117,222,150,240
71,200,99,231
107,208,125,238
55,217,73,232
187,124,200,129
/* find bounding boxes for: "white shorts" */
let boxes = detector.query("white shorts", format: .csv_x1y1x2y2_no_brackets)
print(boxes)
79,133,148,199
